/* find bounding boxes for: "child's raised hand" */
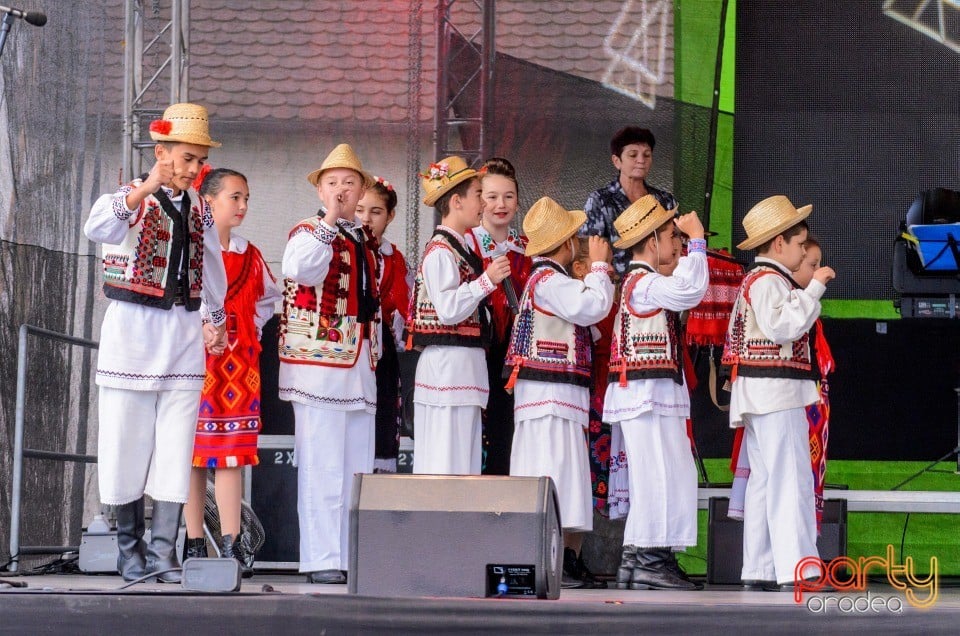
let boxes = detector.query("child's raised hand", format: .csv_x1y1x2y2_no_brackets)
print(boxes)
323,189,351,224
587,235,612,264
484,255,512,285
674,211,705,240
144,159,174,192
813,266,836,285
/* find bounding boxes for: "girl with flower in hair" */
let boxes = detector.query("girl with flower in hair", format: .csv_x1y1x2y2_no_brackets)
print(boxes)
463,157,532,476
183,166,282,576
356,176,412,473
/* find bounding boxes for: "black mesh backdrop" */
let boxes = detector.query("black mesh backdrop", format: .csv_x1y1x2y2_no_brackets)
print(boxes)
0,3,109,567
447,37,715,218
735,0,960,300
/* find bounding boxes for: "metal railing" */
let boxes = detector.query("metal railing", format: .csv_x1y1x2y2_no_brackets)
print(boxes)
8,324,98,573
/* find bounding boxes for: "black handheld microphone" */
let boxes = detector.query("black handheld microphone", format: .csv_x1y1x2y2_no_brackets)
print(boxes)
0,4,46,26
489,242,520,315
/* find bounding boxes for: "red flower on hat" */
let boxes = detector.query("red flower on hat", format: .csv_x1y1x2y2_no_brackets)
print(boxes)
149,119,172,135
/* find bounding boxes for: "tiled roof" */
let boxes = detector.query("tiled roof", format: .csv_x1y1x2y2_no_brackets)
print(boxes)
451,0,674,98
96,1,673,122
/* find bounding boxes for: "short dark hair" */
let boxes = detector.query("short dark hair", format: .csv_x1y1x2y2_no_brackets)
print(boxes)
756,220,809,254
610,126,656,157
198,168,247,197
435,176,479,217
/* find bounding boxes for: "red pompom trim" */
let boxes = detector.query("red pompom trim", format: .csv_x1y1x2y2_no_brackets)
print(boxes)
149,119,172,135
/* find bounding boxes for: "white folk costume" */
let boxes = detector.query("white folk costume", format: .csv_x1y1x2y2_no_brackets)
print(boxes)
721,194,823,585
723,258,823,584
409,225,495,475
505,256,613,531
279,213,381,574
84,102,227,583
86,182,227,504
602,241,709,549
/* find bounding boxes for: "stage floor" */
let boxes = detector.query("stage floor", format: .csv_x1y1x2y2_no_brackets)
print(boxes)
3,572,960,634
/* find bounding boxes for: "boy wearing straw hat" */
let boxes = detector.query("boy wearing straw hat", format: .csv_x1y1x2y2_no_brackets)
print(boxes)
407,156,511,475
601,195,708,591
83,102,228,583
278,143,382,584
721,195,836,590
503,197,614,589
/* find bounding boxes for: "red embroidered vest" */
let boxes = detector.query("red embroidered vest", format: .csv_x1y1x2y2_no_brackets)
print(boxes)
101,184,204,311
406,229,487,349
503,261,593,389
721,263,815,380
278,217,381,369
609,265,683,386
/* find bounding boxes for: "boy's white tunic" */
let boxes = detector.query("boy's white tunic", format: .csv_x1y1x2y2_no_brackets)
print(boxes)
413,226,496,475
602,246,708,548
278,218,380,413
85,186,228,505
727,256,826,584
510,259,613,532
278,217,379,573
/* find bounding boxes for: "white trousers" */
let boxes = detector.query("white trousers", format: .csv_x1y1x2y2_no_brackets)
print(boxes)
412,403,482,475
741,408,819,584
293,404,374,573
97,386,200,505
619,412,697,548
510,415,593,532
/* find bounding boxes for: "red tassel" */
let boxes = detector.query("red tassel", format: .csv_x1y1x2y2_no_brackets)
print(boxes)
149,119,172,135
618,365,627,388
405,332,413,351
504,363,521,391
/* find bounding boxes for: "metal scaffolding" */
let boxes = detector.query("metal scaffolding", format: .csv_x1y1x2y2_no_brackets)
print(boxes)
433,0,495,168
122,0,191,182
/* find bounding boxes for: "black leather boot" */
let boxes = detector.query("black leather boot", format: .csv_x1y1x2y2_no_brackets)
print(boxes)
575,552,607,589
220,534,253,579
114,498,146,582
630,547,700,591
616,544,637,589
561,547,585,589
662,549,704,590
183,537,208,561
144,500,183,583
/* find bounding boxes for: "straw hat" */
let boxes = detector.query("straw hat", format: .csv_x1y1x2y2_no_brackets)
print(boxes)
737,195,812,250
613,194,675,250
148,103,221,148
421,156,480,206
306,143,375,188
523,197,587,257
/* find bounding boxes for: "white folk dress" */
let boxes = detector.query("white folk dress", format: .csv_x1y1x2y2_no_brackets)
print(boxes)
602,244,708,548
510,258,614,532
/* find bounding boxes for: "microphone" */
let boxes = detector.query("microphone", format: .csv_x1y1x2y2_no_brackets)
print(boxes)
0,5,46,26
488,242,520,315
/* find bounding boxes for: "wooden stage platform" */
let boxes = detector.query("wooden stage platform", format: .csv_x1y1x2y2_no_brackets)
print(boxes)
3,572,960,634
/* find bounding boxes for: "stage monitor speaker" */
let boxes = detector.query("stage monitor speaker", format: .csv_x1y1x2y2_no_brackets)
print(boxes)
707,497,847,585
348,474,562,599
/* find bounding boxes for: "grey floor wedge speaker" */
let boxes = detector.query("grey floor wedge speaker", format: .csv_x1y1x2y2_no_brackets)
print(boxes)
348,474,562,599
707,496,847,585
